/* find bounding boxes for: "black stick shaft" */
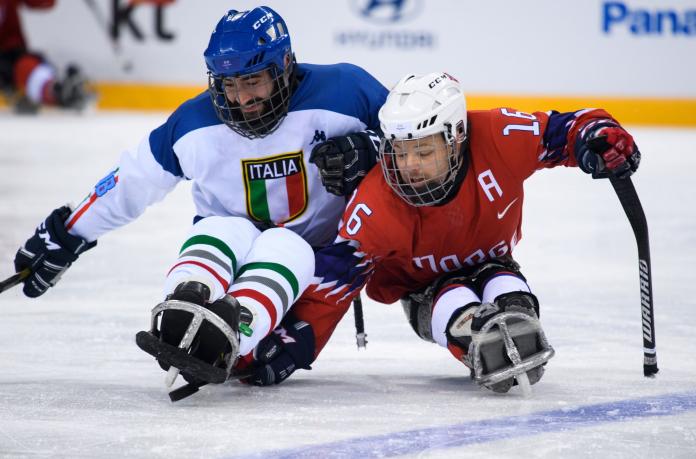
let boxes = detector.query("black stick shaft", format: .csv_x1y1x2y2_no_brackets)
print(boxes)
609,176,658,377
353,294,367,348
0,269,30,294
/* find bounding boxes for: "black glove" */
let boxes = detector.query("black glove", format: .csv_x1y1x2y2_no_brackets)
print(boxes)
309,129,381,196
576,121,641,179
14,206,96,298
243,314,316,386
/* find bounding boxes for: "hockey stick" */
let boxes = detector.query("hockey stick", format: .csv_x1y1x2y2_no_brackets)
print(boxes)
0,269,30,294
82,0,134,73
353,294,367,348
168,368,255,402
609,176,658,377
168,380,207,402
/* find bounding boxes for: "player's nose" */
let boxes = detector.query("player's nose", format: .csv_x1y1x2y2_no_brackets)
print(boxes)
403,154,422,173
236,89,255,106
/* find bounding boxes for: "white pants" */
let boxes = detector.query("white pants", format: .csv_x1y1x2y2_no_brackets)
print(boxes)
430,274,531,347
164,216,315,356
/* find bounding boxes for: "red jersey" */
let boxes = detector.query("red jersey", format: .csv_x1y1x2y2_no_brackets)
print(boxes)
288,107,614,358
339,107,613,304
0,0,55,52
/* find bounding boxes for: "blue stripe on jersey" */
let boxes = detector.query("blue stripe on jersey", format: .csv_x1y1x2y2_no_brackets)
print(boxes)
541,110,579,165
148,63,387,177
148,91,222,178
290,63,388,130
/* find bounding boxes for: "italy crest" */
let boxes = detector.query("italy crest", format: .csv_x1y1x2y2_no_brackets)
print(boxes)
242,151,308,224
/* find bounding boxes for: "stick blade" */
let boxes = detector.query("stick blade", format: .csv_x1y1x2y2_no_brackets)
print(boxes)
644,364,659,378
135,331,227,384
169,382,204,402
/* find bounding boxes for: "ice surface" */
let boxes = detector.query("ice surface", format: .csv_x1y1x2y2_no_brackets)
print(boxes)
0,111,695,458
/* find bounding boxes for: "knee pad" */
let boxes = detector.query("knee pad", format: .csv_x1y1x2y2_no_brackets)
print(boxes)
400,258,521,345
470,257,525,290
401,272,478,344
401,292,435,342
494,291,540,317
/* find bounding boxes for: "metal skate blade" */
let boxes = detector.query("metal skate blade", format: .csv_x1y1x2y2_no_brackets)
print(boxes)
165,367,180,388
517,372,533,397
471,310,555,390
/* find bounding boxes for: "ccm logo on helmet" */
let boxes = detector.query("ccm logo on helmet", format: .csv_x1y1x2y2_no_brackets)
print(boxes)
253,12,274,30
428,72,458,89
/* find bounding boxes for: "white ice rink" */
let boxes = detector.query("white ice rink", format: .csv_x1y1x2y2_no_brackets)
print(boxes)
0,111,695,458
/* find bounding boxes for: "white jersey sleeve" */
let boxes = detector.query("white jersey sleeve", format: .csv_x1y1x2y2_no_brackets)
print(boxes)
65,135,181,242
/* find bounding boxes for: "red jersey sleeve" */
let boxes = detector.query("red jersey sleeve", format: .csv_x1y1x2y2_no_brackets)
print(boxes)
479,108,617,181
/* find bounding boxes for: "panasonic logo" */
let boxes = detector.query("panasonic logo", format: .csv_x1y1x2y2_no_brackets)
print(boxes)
603,2,696,35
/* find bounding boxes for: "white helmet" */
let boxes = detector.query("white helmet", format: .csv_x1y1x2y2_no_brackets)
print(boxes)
378,72,467,206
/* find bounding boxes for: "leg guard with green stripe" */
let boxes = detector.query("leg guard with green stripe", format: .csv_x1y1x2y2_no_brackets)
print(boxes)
164,216,260,301
229,227,315,356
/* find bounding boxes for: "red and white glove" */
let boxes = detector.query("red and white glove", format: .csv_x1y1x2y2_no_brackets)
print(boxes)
577,122,641,179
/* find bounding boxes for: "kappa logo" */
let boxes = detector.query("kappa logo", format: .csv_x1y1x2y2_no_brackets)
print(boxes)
310,130,326,145
242,151,309,224
350,0,423,24
497,197,519,220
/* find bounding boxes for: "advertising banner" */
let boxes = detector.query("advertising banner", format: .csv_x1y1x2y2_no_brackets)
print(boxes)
15,0,696,123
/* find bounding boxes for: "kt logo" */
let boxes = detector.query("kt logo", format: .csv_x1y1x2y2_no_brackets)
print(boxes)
87,0,176,43
350,0,423,24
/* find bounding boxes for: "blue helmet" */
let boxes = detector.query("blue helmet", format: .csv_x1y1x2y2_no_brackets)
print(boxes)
204,7,295,138
204,6,292,77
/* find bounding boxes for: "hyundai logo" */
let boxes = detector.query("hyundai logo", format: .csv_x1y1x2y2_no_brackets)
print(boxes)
349,0,424,24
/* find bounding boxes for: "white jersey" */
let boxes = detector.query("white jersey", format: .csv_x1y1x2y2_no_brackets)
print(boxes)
66,63,387,248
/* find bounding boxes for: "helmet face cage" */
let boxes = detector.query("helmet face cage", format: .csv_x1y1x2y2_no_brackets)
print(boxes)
208,58,293,139
380,128,463,207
